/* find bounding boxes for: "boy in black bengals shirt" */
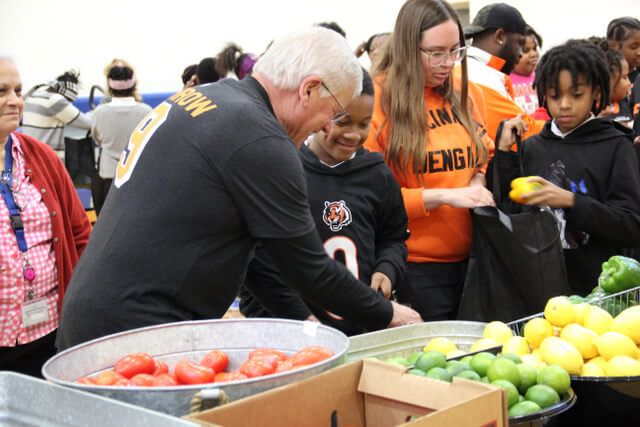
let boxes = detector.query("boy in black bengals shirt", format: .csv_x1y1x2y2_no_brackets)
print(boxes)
496,40,640,295
240,70,409,335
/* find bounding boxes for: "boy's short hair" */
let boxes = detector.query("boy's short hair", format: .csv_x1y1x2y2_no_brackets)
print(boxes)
534,39,610,114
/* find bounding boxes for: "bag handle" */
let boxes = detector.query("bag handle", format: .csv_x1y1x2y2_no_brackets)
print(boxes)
491,119,525,204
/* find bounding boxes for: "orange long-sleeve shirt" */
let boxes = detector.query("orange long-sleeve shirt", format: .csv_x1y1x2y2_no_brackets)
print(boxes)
365,81,494,263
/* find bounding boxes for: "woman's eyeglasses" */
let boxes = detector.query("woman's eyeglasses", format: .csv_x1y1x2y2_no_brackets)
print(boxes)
420,46,468,67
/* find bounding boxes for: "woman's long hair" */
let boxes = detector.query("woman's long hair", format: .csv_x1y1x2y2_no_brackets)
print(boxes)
373,0,488,182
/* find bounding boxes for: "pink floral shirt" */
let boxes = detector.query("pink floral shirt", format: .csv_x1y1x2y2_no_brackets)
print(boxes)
0,134,58,346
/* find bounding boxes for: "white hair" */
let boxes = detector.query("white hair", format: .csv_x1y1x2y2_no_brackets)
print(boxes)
254,27,362,99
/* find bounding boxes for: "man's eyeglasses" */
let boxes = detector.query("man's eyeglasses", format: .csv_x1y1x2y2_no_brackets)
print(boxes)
420,46,467,67
321,81,349,122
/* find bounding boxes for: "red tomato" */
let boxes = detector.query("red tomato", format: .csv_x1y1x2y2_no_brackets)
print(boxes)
200,350,229,373
95,370,126,386
129,373,159,387
290,346,334,367
215,370,248,383
250,354,280,370
113,378,135,387
275,358,296,373
174,360,215,385
239,358,275,378
155,373,179,386
114,353,156,378
75,376,97,385
152,360,169,376
249,348,287,362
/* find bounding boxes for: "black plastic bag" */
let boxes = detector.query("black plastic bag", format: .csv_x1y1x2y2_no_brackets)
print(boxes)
64,132,96,186
457,126,570,322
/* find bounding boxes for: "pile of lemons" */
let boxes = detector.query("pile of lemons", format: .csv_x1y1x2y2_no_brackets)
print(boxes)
534,296,640,377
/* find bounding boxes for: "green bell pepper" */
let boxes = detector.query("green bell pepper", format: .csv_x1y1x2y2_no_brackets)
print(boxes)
598,255,640,294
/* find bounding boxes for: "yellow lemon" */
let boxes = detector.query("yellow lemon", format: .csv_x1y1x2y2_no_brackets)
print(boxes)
470,337,500,352
560,323,598,360
573,303,590,326
483,321,514,344
446,349,466,359
581,362,606,377
520,354,542,369
523,318,554,349
539,336,584,375
531,348,543,361
612,310,640,344
593,332,640,360
586,356,608,371
544,296,575,327
605,355,640,376
583,306,613,335
502,336,530,356
423,337,458,354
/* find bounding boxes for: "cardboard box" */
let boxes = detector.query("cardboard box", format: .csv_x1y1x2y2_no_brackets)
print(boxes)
184,359,508,427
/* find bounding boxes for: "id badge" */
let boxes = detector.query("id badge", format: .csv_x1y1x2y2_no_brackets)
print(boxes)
22,298,50,327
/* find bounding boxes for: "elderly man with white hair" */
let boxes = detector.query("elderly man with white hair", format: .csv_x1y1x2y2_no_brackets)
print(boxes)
57,27,421,350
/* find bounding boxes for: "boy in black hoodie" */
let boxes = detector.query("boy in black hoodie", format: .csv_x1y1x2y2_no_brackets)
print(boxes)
496,40,640,295
240,70,409,335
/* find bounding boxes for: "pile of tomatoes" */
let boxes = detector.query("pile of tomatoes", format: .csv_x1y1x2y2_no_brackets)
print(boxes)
75,346,334,387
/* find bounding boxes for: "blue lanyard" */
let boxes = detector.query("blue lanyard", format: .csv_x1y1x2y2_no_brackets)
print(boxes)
1,137,28,253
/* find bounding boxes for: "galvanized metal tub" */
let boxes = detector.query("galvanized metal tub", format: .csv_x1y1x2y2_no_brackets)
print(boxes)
42,318,349,417
0,371,197,426
347,320,490,361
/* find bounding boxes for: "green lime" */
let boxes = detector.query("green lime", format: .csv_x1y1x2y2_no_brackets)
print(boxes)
470,352,496,377
480,376,490,383
408,368,427,377
487,358,520,388
460,355,473,364
415,351,446,373
425,367,452,382
407,351,423,365
385,356,411,367
525,384,560,409
445,360,472,376
537,365,571,395
491,379,519,408
516,364,538,395
455,370,481,381
501,353,523,364
518,394,525,403
508,400,542,417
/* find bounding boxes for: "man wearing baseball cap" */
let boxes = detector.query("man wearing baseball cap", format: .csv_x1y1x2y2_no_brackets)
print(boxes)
463,3,544,145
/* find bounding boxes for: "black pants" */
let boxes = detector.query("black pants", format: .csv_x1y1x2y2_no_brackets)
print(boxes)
92,176,113,215
395,260,468,321
0,331,57,378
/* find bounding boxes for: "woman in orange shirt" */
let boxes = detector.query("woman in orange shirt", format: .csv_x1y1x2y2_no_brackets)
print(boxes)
365,0,496,321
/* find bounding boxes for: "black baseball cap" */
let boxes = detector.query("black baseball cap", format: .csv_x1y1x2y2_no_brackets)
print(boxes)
465,3,527,38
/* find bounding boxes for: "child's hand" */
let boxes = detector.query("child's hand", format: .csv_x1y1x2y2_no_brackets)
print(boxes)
370,272,392,298
515,176,575,209
498,115,528,151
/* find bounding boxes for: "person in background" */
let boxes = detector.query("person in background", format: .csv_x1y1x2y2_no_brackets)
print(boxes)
495,40,640,295
181,64,198,89
590,37,633,127
607,17,640,83
240,69,409,336
56,27,421,350
215,43,259,80
316,21,347,38
464,3,545,143
102,59,142,103
509,25,542,115
195,57,221,85
21,70,92,159
0,56,91,376
365,0,495,321
90,66,152,215
355,33,391,69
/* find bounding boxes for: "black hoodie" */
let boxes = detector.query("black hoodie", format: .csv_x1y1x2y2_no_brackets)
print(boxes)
496,118,640,294
242,144,409,335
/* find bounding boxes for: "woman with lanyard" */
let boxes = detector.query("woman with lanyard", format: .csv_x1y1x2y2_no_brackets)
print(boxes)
0,56,91,376
364,0,500,321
